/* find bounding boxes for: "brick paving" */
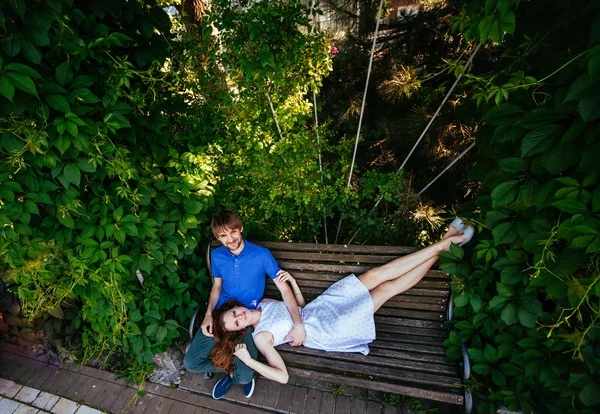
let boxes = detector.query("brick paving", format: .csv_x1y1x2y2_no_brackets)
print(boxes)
0,342,453,413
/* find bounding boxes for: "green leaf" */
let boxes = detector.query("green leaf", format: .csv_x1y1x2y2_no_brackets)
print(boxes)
592,191,600,213
4,63,42,78
57,211,75,228
56,62,73,86
472,363,490,375
521,124,561,157
552,199,588,214
5,72,38,97
501,303,518,325
497,283,513,298
482,104,524,125
498,158,524,173
145,310,161,321
492,370,507,387
2,33,22,57
562,122,587,143
471,295,482,312
0,76,15,101
47,306,64,319
518,108,565,129
589,46,600,78
21,39,41,64
501,11,515,34
76,88,100,104
145,322,158,337
565,74,592,102
517,307,537,328
156,325,168,343
578,98,600,122
449,242,464,260
45,94,71,113
489,295,508,309
493,221,517,244
454,294,469,307
491,180,520,206
63,163,81,187
579,382,600,407
501,266,522,285
138,255,152,273
76,158,95,173
184,199,203,214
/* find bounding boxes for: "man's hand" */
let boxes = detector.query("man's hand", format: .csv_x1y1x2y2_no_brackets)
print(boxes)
284,323,306,346
201,313,214,337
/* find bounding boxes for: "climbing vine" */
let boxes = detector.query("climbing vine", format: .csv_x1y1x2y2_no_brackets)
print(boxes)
0,0,214,370
441,0,600,412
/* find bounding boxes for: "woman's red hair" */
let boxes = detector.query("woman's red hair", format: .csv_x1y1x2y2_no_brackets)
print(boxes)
210,300,247,375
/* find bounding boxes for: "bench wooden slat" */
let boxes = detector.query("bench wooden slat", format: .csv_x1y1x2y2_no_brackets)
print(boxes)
271,250,401,264
279,352,461,388
374,313,445,325
257,241,418,255
368,346,455,366
277,345,457,374
286,367,464,406
277,260,373,274
284,277,450,290
369,340,446,355
375,326,447,346
289,270,449,282
376,324,448,338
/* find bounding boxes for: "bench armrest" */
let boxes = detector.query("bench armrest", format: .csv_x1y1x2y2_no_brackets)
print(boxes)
448,292,473,414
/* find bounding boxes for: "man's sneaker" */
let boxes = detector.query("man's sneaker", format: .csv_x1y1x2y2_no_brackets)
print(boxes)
212,375,233,400
203,372,213,380
243,378,255,398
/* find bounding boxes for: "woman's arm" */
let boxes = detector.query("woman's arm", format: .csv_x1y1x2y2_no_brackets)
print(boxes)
234,332,289,384
275,270,306,307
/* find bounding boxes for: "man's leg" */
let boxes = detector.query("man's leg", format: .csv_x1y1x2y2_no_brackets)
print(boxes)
183,332,221,373
231,326,258,384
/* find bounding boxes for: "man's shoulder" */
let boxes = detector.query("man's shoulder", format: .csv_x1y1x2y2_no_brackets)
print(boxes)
211,245,230,258
245,241,271,256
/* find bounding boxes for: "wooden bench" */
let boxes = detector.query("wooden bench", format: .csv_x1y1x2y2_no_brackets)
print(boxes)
199,240,471,411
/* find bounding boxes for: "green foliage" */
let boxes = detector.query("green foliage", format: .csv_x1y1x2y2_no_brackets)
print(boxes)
442,1,600,412
0,0,214,369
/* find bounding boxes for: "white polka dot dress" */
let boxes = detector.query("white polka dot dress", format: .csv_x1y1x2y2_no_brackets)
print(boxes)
253,275,376,355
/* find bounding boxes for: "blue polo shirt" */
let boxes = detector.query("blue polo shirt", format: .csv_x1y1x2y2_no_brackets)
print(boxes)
212,240,280,310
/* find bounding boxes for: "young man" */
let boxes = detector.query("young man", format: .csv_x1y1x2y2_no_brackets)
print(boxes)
183,210,306,400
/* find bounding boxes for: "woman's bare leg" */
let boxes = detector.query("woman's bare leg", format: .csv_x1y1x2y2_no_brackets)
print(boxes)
369,256,438,312
357,234,464,291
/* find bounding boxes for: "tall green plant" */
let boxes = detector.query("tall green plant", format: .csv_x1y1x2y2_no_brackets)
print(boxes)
441,0,600,412
0,0,214,368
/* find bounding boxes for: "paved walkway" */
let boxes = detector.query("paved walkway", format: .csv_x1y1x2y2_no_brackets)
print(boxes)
0,377,104,414
0,342,449,413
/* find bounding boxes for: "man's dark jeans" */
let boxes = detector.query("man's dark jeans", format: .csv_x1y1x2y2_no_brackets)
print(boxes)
183,326,258,384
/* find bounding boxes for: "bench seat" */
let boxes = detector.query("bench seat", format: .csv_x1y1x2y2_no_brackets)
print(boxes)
206,241,467,407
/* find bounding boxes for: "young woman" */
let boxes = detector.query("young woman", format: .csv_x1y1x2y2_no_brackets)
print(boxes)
210,219,473,385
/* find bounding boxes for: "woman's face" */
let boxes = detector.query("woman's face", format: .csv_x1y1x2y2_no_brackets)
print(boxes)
222,306,250,331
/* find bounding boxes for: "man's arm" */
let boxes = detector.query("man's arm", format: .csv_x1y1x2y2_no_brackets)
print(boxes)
274,275,306,346
200,277,222,337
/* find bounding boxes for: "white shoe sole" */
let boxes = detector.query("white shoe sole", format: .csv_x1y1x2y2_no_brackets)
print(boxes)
244,379,255,398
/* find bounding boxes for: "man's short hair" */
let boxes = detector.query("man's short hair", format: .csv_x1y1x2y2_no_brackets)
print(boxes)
211,209,243,237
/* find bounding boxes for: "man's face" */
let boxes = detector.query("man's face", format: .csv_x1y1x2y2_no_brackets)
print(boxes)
216,226,243,252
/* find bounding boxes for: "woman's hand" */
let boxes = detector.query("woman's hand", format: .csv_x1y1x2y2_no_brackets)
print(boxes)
234,343,251,363
275,270,295,285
